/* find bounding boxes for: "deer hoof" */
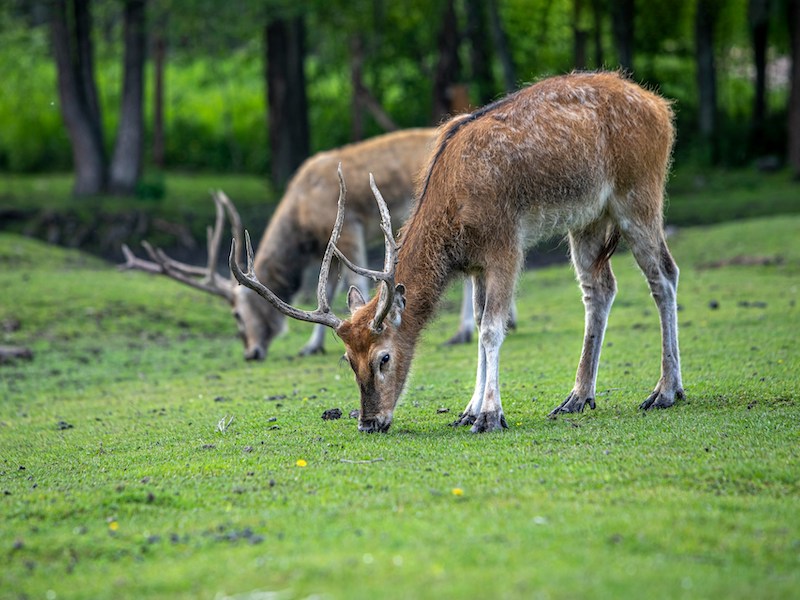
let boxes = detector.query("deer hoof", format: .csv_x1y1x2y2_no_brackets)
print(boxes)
470,411,508,433
548,392,595,417
450,413,476,427
443,329,472,346
298,345,325,357
640,388,684,410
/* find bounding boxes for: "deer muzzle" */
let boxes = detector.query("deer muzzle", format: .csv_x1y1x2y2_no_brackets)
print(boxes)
358,414,393,433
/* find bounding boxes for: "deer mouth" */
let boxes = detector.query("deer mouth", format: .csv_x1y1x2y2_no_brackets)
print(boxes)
244,346,265,361
358,416,392,433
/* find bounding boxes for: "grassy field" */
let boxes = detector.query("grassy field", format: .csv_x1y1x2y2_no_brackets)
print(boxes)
1,214,799,599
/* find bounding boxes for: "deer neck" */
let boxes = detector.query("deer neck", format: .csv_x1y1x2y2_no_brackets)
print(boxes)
394,205,461,345
254,215,312,303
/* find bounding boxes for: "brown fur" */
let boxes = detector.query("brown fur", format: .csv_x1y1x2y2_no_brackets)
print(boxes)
337,72,683,432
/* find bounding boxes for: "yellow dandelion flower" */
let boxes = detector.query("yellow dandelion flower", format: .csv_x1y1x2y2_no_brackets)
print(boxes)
108,520,119,532
451,488,464,496
296,459,308,467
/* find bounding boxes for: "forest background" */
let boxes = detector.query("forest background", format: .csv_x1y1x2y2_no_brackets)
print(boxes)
0,0,799,258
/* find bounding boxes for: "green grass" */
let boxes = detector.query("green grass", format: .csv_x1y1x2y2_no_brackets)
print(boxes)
1,215,799,599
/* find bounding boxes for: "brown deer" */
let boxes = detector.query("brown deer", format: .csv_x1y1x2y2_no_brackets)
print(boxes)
121,128,489,359
231,71,684,433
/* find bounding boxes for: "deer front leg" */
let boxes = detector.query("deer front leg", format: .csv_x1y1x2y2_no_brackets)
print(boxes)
550,226,617,416
452,276,484,426
453,271,511,433
470,269,514,433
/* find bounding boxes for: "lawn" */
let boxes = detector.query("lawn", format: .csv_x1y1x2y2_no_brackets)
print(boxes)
1,214,798,599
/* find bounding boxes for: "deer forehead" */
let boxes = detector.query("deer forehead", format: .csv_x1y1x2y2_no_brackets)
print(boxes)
340,318,395,360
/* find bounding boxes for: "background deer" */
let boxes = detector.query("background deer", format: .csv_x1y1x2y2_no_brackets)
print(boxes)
121,128,484,360
232,71,684,433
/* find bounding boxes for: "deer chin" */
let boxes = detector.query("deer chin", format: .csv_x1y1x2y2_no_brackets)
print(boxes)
358,413,393,433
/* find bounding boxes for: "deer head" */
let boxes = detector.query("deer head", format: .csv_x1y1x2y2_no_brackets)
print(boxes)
119,191,276,361
230,165,407,432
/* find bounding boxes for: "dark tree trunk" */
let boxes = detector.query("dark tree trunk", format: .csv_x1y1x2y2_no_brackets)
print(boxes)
50,0,107,196
789,0,800,177
73,0,102,131
152,30,166,169
464,0,494,105
591,0,604,68
110,0,146,194
611,0,634,72
265,16,310,188
350,35,366,142
695,0,719,162
573,0,588,70
432,0,461,123
749,0,770,155
487,0,516,92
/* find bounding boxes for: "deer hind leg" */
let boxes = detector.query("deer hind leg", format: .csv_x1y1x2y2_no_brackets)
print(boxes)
444,278,475,345
623,221,684,409
549,220,618,416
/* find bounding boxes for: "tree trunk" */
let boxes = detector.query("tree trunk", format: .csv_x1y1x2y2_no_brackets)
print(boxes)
611,0,634,72
573,0,588,70
73,0,102,133
749,0,770,155
110,0,147,194
152,29,166,169
487,0,516,92
350,35,366,142
789,0,800,177
695,0,719,163
432,0,461,123
50,0,107,196
265,16,310,188
591,0,604,68
464,0,494,105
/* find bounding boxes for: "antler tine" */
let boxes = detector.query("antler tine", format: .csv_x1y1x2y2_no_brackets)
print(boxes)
204,192,226,287
331,172,398,332
136,240,233,301
367,173,398,331
119,192,237,301
213,190,244,271
228,165,352,330
118,243,162,273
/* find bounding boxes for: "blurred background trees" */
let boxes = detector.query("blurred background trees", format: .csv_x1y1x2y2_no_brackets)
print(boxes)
0,0,798,198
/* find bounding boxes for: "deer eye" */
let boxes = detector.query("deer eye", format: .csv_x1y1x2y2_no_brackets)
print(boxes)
380,353,390,367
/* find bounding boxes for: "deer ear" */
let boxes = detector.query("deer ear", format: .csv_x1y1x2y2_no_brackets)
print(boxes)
388,284,406,327
347,286,366,314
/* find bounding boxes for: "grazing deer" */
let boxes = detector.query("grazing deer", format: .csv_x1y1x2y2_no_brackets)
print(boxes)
231,71,684,433
121,128,488,359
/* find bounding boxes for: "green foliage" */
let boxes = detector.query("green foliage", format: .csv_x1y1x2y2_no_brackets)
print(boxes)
1,213,799,598
0,24,70,172
0,0,794,175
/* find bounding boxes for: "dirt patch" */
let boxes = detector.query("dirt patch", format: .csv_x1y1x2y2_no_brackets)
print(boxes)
699,254,784,269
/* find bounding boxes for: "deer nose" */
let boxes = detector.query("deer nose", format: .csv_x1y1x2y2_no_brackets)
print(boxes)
244,346,265,361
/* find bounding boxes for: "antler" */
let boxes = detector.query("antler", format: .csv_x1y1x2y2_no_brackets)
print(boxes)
333,173,398,332
228,165,347,330
213,189,244,272
119,192,235,302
